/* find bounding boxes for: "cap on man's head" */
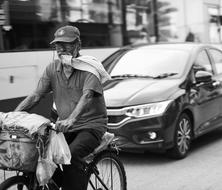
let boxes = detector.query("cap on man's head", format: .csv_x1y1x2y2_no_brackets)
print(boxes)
50,25,80,44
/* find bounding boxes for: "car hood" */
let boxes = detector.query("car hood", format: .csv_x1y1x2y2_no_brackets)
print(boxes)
104,78,181,107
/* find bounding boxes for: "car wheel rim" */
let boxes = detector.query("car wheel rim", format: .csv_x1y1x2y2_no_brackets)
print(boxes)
176,117,191,155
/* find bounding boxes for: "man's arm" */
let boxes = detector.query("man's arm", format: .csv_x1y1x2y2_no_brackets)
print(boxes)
14,93,41,111
55,89,97,132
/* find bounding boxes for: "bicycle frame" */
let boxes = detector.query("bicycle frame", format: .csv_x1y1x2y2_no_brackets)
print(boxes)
0,152,115,190
0,135,124,190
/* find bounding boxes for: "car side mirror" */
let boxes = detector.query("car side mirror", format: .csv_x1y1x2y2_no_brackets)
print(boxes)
195,70,212,83
193,64,207,72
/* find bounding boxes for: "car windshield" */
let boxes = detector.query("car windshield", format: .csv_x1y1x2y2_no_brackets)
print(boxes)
109,48,190,78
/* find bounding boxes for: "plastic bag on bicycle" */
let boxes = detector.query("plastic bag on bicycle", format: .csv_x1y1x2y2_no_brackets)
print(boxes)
36,157,57,186
36,131,71,186
47,130,71,165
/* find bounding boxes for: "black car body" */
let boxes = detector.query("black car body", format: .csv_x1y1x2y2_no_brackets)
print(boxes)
102,43,222,159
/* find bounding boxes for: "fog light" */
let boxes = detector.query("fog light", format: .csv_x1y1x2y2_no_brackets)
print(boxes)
148,132,157,140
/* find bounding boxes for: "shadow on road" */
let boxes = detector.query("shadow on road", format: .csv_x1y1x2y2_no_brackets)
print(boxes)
119,151,171,166
191,127,222,151
119,128,222,165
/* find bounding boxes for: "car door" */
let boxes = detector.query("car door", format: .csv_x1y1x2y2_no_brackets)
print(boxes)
207,48,222,121
191,49,221,136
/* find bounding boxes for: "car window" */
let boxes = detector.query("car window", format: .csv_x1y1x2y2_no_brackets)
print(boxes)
209,49,222,74
109,48,190,78
195,50,213,74
103,49,128,70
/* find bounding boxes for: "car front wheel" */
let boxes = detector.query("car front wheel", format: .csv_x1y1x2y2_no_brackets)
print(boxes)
167,113,192,159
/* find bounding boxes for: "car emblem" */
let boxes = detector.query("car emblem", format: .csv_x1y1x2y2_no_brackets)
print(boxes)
58,29,65,36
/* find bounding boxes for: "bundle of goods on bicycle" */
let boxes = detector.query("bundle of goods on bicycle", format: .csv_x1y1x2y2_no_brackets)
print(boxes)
0,111,72,186
0,111,51,171
0,111,50,137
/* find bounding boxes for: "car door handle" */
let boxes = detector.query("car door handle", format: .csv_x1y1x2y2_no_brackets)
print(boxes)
212,81,221,87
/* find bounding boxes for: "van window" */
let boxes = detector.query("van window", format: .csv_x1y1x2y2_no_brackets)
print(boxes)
209,49,222,74
195,50,213,74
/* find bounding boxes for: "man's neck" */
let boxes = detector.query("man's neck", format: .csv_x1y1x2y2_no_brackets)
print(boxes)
63,65,74,79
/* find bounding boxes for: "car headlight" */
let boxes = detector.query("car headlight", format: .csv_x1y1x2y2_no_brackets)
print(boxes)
125,100,172,118
52,102,57,110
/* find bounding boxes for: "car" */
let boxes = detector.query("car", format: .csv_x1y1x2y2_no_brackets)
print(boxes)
101,43,222,159
51,43,222,159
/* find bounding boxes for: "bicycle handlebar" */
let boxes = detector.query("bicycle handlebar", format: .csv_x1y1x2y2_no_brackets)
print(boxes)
47,122,58,132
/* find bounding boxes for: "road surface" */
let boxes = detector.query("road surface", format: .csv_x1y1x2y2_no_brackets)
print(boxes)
120,128,222,190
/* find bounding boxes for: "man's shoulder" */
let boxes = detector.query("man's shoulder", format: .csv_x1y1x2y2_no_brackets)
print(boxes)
51,59,61,66
46,59,61,71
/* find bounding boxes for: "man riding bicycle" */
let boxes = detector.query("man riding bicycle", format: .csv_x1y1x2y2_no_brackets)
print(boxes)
15,25,110,190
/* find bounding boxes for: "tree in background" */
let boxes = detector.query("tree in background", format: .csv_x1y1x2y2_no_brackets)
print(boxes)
147,0,177,42
124,0,177,43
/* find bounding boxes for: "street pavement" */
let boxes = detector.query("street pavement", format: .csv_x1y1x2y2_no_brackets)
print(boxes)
120,128,222,190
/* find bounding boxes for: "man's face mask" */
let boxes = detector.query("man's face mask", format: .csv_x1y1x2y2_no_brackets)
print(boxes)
55,42,79,64
60,54,73,66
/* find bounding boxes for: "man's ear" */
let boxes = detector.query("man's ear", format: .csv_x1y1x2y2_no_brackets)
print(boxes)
77,43,81,52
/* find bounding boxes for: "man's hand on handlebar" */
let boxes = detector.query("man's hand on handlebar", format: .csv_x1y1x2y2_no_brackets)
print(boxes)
55,118,76,133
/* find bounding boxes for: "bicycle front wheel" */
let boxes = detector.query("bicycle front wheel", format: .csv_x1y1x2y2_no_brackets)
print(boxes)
87,151,127,190
0,176,29,190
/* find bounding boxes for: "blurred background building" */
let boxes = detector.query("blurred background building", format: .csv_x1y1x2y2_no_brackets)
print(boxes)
0,0,221,51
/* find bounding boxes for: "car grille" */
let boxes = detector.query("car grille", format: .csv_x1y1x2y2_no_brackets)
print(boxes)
108,115,127,124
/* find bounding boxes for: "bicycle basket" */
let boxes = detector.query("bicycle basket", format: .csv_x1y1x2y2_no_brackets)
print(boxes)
0,130,38,172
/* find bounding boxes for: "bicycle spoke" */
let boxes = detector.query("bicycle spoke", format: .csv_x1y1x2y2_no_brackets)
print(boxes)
87,151,126,190
92,158,122,190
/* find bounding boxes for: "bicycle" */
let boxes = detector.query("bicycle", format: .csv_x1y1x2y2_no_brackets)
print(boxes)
0,125,127,190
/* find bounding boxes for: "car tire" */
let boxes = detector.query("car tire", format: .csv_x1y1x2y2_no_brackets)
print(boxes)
167,113,192,159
